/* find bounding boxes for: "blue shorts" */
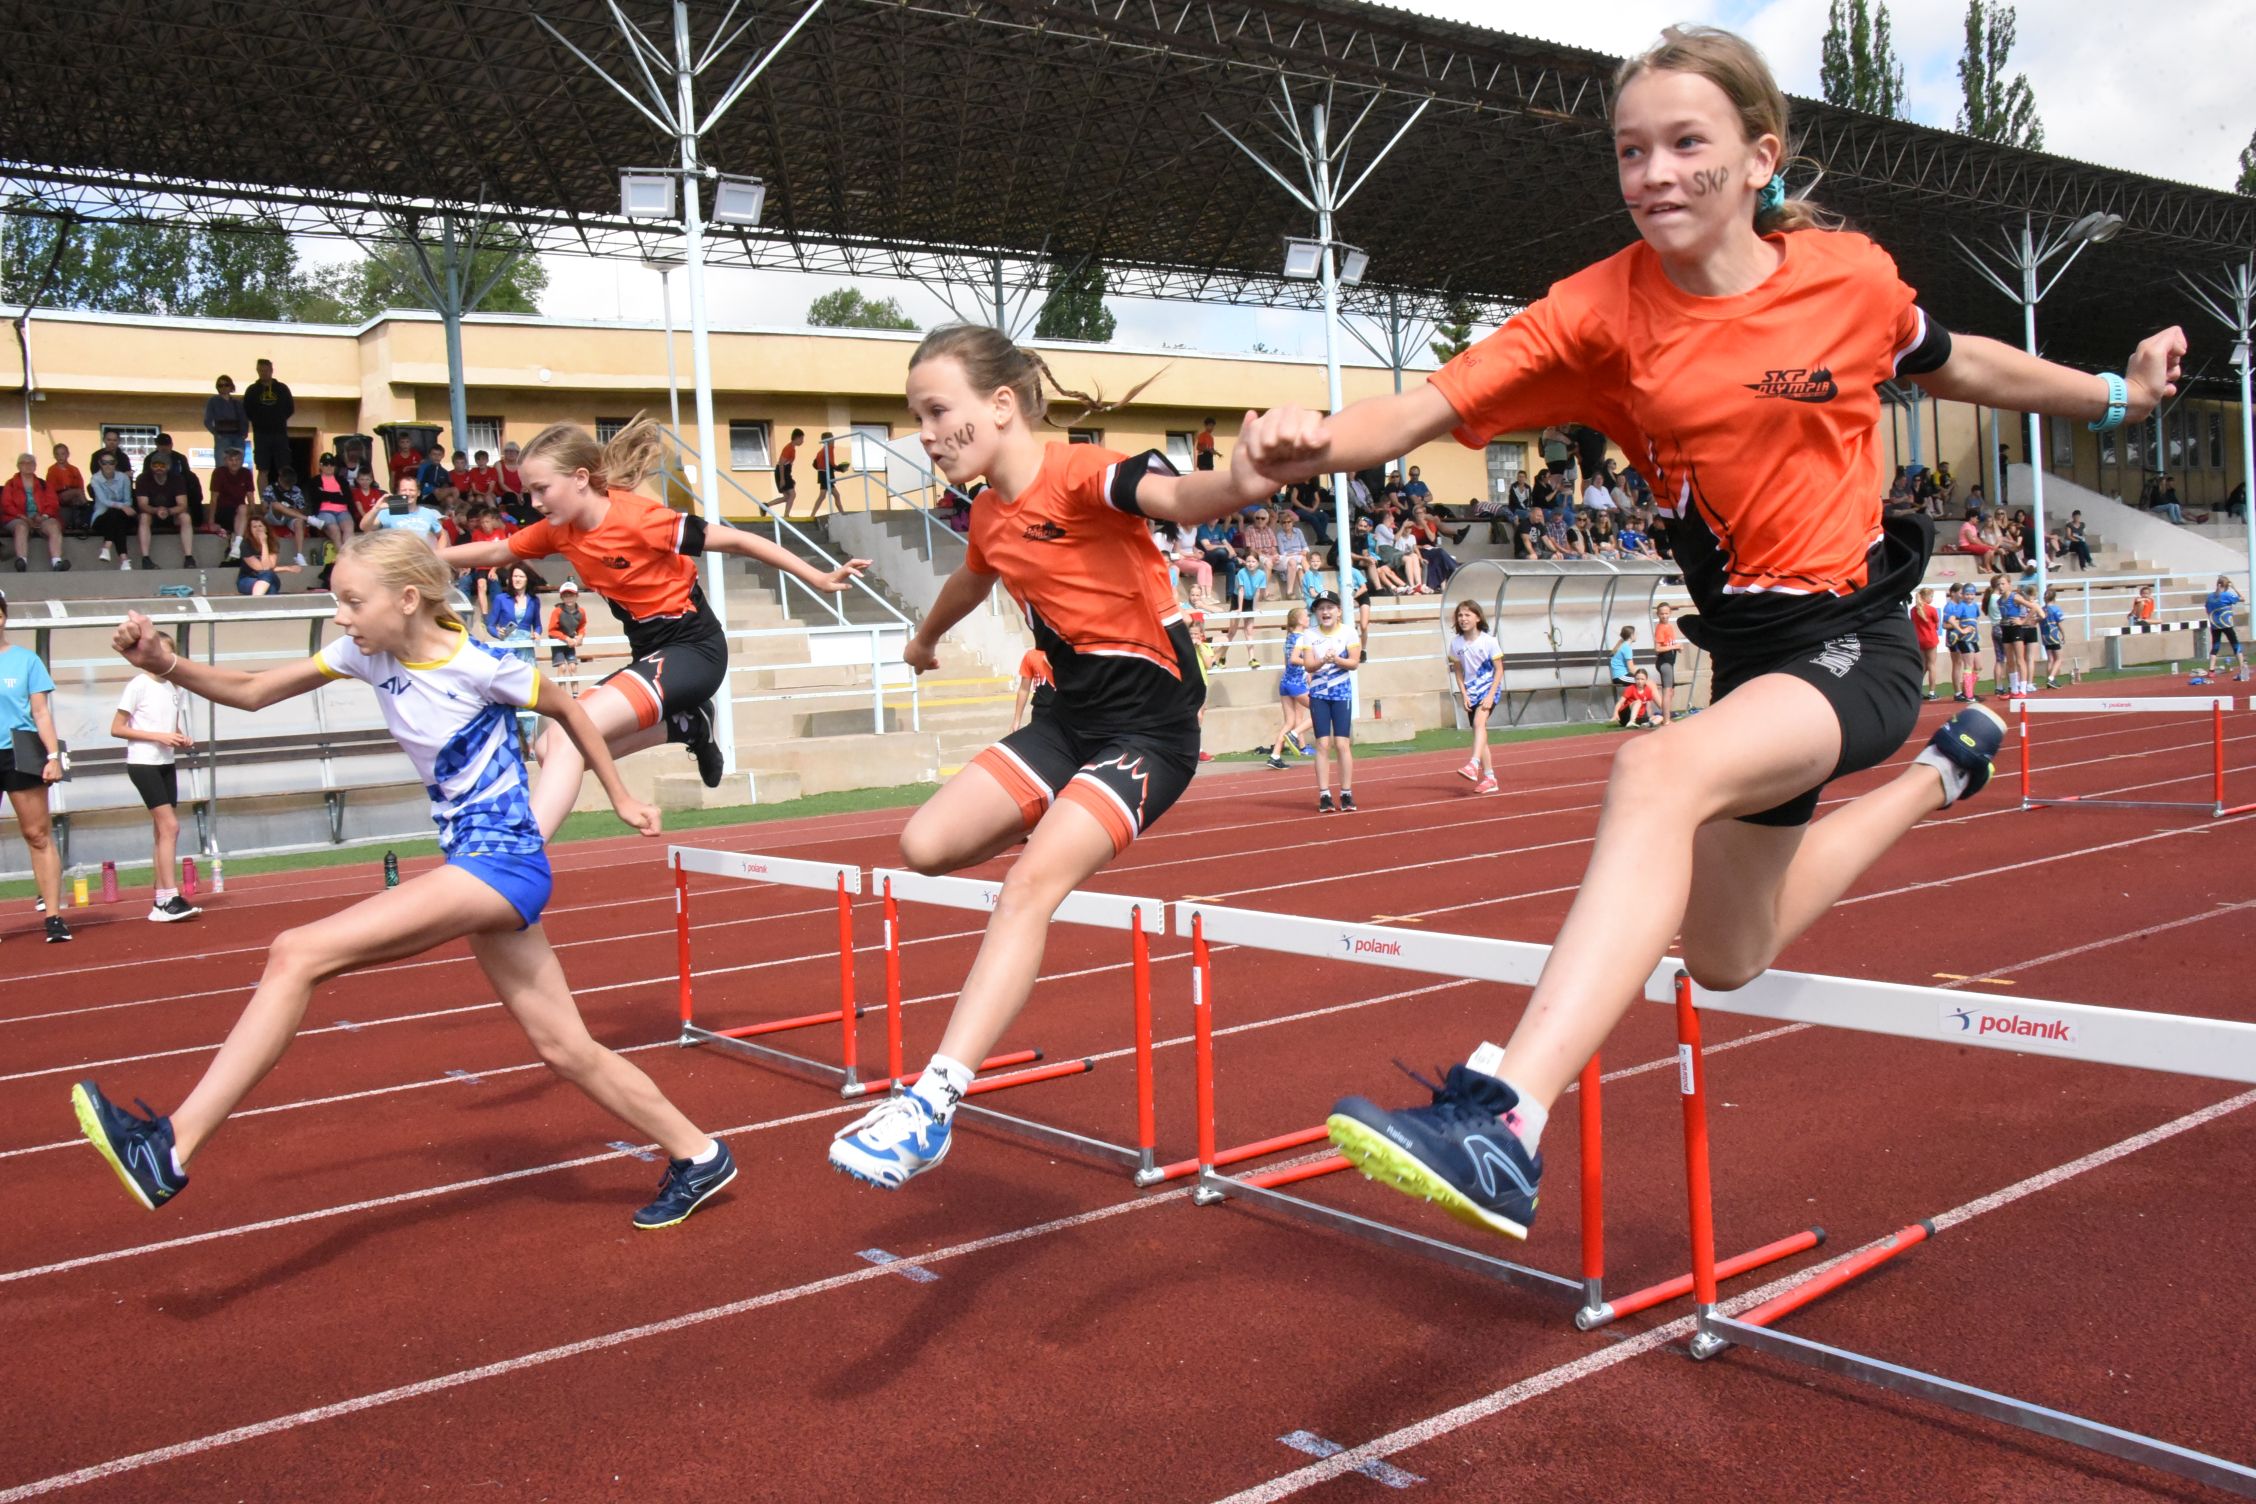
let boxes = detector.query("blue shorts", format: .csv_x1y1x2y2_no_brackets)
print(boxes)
448,847,554,929
1279,671,1308,698
1309,696,1353,739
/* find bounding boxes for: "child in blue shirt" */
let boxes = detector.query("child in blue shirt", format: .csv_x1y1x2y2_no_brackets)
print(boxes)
2195,576,2244,684
1942,582,1984,701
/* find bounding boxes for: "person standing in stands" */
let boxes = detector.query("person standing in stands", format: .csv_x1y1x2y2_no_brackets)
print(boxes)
242,359,294,484
1194,417,1218,472
204,374,249,463
111,665,202,924
811,431,845,516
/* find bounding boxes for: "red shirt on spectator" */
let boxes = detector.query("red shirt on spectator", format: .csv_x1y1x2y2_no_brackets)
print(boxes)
449,467,473,493
470,521,513,545
468,466,499,496
46,461,85,497
391,448,420,485
499,464,523,493
1911,601,1940,650
1,475,57,522
212,465,258,518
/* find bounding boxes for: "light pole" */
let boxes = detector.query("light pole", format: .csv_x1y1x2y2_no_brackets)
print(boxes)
643,257,684,440
2178,262,2256,621
1953,210,2124,600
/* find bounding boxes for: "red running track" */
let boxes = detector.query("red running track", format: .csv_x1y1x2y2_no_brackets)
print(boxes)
1,674,2252,1502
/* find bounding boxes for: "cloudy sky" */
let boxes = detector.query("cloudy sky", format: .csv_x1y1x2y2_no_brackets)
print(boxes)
497,0,2253,362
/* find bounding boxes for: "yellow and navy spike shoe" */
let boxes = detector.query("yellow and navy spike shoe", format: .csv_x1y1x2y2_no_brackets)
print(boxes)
1326,1065,1539,1242
633,1139,738,1229
1914,703,2007,807
71,1080,188,1210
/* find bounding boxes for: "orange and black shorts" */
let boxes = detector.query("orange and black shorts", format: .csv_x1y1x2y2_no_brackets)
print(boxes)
598,624,729,741
972,713,1199,857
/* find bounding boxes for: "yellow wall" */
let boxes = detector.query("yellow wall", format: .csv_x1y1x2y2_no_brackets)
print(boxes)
5,308,2246,517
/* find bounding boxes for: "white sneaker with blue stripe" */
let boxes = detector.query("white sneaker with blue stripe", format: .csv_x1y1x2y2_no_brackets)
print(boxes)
829,1092,952,1189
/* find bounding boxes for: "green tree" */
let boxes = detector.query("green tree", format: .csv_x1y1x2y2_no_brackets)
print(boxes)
2238,128,2256,194
807,287,918,330
1,213,196,314
1427,298,1478,363
309,238,548,322
187,216,312,320
1819,0,1906,118
1955,0,2044,151
1033,260,1115,343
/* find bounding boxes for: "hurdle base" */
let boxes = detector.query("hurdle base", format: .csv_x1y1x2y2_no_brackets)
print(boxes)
683,1024,851,1090
1573,1226,1826,1332
952,1087,1151,1175
2027,796,2227,815
1196,1169,1584,1301
1695,1316,2256,1497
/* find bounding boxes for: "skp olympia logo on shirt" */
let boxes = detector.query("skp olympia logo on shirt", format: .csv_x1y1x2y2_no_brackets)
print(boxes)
1744,367,1839,403
1941,1002,2081,1052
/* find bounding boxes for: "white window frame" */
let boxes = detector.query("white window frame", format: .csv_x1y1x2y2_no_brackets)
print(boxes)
1067,427,1102,446
1164,431,1196,469
465,416,504,459
729,419,773,471
105,423,160,470
595,417,632,444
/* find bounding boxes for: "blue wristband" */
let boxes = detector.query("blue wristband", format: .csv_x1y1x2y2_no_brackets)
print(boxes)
2087,372,2127,432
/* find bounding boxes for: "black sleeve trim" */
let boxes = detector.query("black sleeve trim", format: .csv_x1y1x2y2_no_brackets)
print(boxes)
1894,306,1953,377
676,512,708,557
1105,449,1177,516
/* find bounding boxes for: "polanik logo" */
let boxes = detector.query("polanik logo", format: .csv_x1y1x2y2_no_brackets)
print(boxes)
1939,1001,2080,1050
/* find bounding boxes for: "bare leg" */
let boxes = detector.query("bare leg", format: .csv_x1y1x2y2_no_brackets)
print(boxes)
1488,675,1849,1107
1336,736,1356,791
171,866,517,1162
473,925,708,1158
138,510,153,560
898,761,1031,876
9,788,62,914
8,519,23,559
151,804,178,889
932,800,1119,1069
1470,704,1493,772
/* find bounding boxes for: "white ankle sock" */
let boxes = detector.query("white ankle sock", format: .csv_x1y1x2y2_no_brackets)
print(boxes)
169,1147,187,1177
154,888,177,904
689,1139,721,1165
909,1055,973,1119
1466,1041,1549,1153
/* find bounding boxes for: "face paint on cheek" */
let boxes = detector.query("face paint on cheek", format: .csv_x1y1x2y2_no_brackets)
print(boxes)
934,422,977,462
1690,167,1730,198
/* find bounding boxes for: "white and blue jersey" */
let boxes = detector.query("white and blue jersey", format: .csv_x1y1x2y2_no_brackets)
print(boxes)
1304,622,1357,703
2040,604,2064,649
317,631,541,855
1278,630,1309,697
2207,589,2241,631
1448,630,1500,705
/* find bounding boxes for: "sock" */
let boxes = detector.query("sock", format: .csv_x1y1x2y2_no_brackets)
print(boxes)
154,887,177,904
1914,741,1972,806
1465,1042,1549,1153
909,1054,973,1119
169,1147,187,1178
689,1138,721,1165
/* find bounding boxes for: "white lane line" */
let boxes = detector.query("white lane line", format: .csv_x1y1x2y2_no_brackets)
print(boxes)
0,1188,1193,1503
1208,1085,2256,1504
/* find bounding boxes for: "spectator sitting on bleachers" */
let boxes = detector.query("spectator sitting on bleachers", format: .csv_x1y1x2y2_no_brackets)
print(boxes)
89,427,133,481
88,452,137,567
1238,507,1283,601
2155,475,2185,525
1272,513,1310,602
348,466,385,528
1955,509,1994,564
47,444,87,535
3,454,67,572
141,434,209,536
261,469,315,567
364,473,446,543
211,451,259,559
1406,506,1459,588
414,446,451,497
1369,513,1426,593
234,517,301,596
2062,510,2092,570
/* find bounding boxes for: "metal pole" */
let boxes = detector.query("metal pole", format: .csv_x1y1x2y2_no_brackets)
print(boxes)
992,255,1007,332
659,267,681,438
2240,345,2254,611
674,0,737,776
439,216,471,464
2021,219,2049,602
1313,102,1356,717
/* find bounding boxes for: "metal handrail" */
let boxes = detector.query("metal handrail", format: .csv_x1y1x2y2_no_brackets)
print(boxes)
655,425,913,631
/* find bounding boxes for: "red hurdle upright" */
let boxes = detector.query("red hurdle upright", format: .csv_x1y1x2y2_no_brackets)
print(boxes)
841,867,1163,1178
1171,901,1821,1324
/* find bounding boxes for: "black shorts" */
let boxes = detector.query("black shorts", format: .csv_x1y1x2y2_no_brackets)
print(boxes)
2004,624,2037,645
775,461,795,492
0,750,44,793
1711,611,1923,829
127,763,179,810
600,626,730,739
1195,450,1216,471
2215,627,2241,652
972,712,1199,856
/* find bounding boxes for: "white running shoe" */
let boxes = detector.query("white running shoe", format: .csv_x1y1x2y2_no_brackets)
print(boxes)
97,545,112,562
828,1093,952,1189
294,553,308,567
148,895,202,923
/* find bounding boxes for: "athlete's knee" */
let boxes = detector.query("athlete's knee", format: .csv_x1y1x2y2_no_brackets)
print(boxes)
532,1025,603,1080
1602,731,1677,814
265,923,333,982
897,820,958,877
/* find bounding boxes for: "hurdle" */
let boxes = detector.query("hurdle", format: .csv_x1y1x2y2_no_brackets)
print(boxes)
1170,901,1823,1324
861,868,1161,1177
671,844,1057,1100
2013,695,2255,817
1663,963,2256,1496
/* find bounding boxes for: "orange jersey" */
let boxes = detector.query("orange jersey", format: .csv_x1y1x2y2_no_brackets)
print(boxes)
1194,430,1215,454
46,462,83,494
1432,230,1940,655
966,443,1199,731
1018,649,1054,688
2132,597,2157,623
778,441,798,466
509,488,715,649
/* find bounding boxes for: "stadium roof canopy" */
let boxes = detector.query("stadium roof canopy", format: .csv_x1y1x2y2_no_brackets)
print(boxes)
3,0,2251,373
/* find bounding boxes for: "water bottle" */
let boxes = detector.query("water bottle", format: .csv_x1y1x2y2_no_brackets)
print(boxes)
182,857,199,898
99,861,118,903
212,858,226,894
383,851,400,888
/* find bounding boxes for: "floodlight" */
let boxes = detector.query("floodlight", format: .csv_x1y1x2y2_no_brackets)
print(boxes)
2067,211,2125,245
1337,247,1370,285
713,176,767,227
2234,339,2251,371
619,172,676,220
1281,238,1325,280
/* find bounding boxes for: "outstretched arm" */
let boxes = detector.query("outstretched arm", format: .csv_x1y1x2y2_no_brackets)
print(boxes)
1135,444,1283,527
439,537,516,569
112,612,325,711
1236,386,1462,487
701,523,870,593
1914,326,2186,423
905,564,998,674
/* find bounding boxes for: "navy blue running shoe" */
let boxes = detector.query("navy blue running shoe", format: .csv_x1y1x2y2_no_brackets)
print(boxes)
683,701,725,788
1327,1065,1540,1240
71,1081,187,1210
1914,703,2007,807
633,1139,737,1229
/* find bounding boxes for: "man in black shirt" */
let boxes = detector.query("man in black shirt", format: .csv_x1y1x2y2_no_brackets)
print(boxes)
243,358,295,484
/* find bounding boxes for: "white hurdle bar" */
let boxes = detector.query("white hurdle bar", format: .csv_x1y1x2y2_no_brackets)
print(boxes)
1169,903,1825,1320
1653,958,2256,1497
670,844,870,1090
867,868,1164,1176
2010,695,2254,817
